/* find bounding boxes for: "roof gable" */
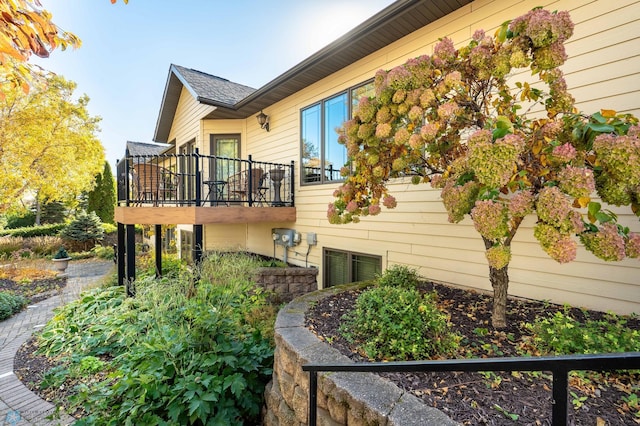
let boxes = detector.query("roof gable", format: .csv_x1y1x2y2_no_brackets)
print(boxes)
172,65,256,106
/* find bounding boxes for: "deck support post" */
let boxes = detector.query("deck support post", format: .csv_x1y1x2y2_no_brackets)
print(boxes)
194,224,203,265
117,222,126,286
155,224,162,278
126,224,136,296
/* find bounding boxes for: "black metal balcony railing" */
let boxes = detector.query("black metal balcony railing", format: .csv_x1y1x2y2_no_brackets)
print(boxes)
302,165,342,183
303,352,640,426
117,150,295,207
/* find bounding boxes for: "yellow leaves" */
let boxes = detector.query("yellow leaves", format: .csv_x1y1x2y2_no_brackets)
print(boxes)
532,140,543,155
573,197,591,208
0,74,105,210
0,0,82,96
600,109,617,118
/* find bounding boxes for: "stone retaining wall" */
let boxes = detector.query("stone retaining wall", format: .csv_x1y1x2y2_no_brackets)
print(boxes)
262,285,458,426
253,267,318,303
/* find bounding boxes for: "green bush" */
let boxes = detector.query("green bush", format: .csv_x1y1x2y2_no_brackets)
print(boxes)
340,286,460,361
60,211,104,252
90,245,115,260
53,247,70,259
0,291,28,321
102,223,117,235
0,223,66,238
36,253,275,425
137,252,186,280
527,309,640,354
377,264,421,288
4,210,36,229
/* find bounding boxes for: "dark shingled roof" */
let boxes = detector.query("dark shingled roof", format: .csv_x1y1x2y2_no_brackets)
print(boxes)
171,65,256,107
126,141,172,157
153,0,473,142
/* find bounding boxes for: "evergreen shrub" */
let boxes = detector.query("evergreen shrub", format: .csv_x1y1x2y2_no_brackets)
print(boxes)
0,292,27,320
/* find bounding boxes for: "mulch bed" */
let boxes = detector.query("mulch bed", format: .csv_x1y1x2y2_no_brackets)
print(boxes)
0,276,67,304
305,282,640,425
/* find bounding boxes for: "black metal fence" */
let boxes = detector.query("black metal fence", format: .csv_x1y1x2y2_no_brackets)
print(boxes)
303,352,640,426
117,150,295,207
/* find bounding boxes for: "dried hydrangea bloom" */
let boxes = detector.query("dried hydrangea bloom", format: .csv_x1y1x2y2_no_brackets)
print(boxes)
508,190,534,218
550,142,577,164
485,245,511,270
534,223,576,263
441,180,480,223
471,200,509,240
626,232,640,258
558,166,596,198
580,223,626,262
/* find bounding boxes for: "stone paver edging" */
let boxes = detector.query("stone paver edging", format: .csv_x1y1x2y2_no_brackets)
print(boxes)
263,283,459,426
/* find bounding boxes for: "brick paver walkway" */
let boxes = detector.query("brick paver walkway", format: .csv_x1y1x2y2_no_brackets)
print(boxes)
0,260,114,426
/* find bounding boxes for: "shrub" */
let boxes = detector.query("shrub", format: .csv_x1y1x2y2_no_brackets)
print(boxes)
60,211,104,252
137,252,185,280
53,247,70,259
0,223,66,238
90,245,115,260
377,264,421,288
340,286,460,361
102,223,117,235
36,253,275,425
0,291,28,320
4,210,36,229
527,309,640,354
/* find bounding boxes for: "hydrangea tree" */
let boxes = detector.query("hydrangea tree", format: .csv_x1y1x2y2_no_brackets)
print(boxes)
328,8,640,328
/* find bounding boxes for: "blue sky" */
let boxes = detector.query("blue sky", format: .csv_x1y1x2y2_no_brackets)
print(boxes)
32,0,395,168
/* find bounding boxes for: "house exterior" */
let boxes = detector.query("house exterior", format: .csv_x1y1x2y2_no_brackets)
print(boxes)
116,0,640,314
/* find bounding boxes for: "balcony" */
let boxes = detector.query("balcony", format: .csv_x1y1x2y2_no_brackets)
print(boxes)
115,151,296,225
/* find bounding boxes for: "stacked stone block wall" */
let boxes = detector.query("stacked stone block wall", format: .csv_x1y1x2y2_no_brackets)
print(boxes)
262,286,458,425
253,267,318,303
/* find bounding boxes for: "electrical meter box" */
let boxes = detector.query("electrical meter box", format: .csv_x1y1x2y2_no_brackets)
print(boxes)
271,228,298,247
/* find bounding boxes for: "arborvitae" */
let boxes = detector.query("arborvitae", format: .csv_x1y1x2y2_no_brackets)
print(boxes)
87,162,116,224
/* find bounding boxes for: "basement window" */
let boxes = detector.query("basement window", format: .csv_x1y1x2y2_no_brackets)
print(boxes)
323,248,381,288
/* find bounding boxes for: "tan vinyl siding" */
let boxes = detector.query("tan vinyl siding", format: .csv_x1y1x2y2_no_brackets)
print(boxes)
168,87,214,149
201,120,246,156
233,0,640,314
159,0,639,314
204,223,247,250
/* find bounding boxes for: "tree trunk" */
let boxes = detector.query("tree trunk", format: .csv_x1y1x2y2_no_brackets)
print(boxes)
34,197,41,226
489,265,509,329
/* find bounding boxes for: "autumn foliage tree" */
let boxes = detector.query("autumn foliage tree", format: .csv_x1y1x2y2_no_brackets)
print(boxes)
0,0,126,95
328,8,640,328
0,74,104,212
0,0,80,94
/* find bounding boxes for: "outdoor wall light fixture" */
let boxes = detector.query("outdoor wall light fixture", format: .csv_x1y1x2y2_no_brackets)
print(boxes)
256,110,270,132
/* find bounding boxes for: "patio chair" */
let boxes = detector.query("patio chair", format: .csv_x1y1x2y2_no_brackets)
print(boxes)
228,168,268,205
132,163,178,205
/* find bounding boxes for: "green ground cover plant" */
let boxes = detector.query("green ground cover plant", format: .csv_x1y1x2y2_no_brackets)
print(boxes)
0,291,27,320
34,252,276,425
524,308,640,355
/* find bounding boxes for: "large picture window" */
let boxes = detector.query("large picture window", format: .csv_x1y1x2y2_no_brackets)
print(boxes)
301,81,374,185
